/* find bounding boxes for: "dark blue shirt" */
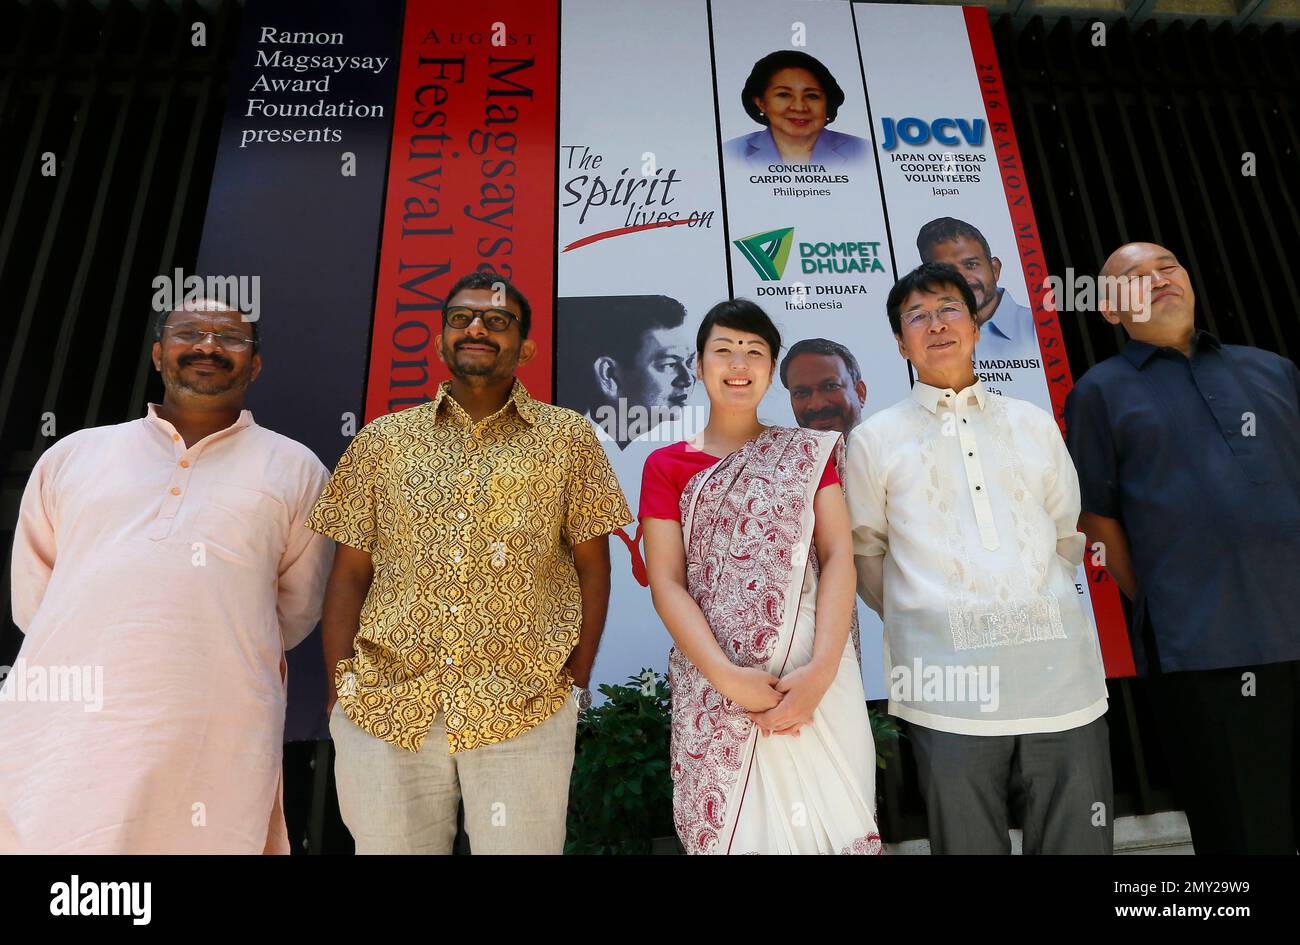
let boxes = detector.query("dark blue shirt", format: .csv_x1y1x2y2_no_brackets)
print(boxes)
1064,330,1300,674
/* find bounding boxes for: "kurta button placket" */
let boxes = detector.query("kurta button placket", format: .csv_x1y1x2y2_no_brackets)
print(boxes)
147,417,193,539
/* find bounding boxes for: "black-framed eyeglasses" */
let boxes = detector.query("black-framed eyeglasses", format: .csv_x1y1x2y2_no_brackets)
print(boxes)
444,306,518,332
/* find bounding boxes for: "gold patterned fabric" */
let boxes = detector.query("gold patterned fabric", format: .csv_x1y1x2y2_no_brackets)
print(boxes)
307,380,632,753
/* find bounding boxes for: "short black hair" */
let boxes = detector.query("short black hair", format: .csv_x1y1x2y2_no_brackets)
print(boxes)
886,262,979,336
558,295,688,411
444,270,532,338
779,337,862,388
916,216,993,263
696,298,781,365
741,50,845,126
154,305,261,348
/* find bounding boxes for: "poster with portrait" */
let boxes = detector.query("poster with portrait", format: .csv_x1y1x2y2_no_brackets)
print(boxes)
199,0,1129,735
553,0,1126,699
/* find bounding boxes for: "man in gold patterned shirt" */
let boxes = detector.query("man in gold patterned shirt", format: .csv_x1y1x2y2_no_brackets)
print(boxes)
308,271,632,854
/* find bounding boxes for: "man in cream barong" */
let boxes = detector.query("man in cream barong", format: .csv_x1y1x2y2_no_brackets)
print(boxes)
0,300,332,854
846,263,1112,855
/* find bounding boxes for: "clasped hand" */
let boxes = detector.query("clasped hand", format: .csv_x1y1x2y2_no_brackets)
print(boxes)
720,664,832,737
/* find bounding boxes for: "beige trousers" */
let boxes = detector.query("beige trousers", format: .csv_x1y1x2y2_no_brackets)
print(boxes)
330,698,578,854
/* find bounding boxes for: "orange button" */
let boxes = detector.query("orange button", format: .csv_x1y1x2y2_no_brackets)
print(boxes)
179,459,189,468
172,433,181,442
170,487,181,496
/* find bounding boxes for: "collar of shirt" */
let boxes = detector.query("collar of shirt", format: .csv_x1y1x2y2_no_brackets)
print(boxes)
1121,328,1222,369
144,403,255,445
429,378,539,428
910,378,988,414
982,288,1013,341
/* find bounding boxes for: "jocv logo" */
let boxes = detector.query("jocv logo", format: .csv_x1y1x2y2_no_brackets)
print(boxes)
880,116,986,150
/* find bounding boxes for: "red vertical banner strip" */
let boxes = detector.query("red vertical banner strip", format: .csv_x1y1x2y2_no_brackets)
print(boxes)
963,6,1134,677
365,0,559,422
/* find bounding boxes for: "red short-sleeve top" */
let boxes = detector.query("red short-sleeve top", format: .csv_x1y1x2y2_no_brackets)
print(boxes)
638,439,839,523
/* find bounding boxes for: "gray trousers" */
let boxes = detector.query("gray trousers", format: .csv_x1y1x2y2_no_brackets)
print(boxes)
909,715,1114,854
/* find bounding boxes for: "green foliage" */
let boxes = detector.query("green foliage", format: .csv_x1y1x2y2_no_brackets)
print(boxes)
565,670,676,855
869,702,902,769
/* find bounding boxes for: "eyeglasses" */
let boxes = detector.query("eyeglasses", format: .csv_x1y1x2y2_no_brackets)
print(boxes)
902,303,968,329
444,306,519,332
163,326,257,351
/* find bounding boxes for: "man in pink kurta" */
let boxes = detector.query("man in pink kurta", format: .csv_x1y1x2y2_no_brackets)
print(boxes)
0,301,332,853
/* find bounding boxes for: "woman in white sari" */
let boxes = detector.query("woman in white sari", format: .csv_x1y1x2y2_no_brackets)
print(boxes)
640,300,880,855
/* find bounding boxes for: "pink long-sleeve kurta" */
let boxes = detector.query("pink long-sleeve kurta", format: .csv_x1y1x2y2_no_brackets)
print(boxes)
0,405,333,853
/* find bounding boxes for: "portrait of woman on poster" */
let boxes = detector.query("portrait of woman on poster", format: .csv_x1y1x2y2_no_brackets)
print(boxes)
724,50,868,168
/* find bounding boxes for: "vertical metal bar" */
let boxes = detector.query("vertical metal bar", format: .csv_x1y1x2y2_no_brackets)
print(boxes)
1119,21,1222,337
1228,29,1300,249
1088,24,1166,354
127,0,231,413
0,4,76,328
0,1,43,147
43,3,162,436
86,0,185,427
1098,22,1163,244
1118,679,1154,815
1064,27,1127,240
0,3,111,449
1181,24,1280,352
1001,17,1102,367
1060,18,1135,355
1149,24,1251,344
1037,21,1108,284
1255,27,1300,189
308,740,330,854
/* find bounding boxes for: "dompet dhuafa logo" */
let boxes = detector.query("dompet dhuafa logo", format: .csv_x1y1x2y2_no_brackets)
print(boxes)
735,227,885,281
734,227,795,281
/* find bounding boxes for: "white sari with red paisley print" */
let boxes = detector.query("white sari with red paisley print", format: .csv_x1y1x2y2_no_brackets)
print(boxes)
670,426,882,855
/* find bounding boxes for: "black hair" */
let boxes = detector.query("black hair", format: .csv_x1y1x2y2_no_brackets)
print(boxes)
779,337,862,388
885,262,980,335
696,298,781,364
557,295,688,412
741,50,845,126
444,269,532,338
154,306,261,349
916,216,993,263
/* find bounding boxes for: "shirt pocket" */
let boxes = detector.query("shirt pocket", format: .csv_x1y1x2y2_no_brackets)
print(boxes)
192,482,286,567
494,477,560,553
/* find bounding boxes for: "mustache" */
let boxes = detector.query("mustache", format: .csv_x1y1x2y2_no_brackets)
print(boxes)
800,406,844,424
179,353,233,369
